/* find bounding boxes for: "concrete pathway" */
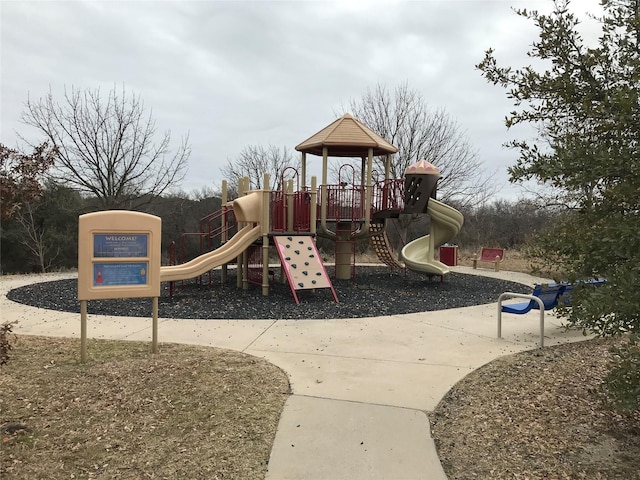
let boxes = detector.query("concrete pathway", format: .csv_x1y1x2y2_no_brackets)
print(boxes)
0,267,590,480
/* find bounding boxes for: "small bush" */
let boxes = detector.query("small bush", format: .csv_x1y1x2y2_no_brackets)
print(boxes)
603,335,640,412
1,321,17,366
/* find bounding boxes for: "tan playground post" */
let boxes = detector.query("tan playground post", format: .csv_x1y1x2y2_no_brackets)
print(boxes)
301,152,307,189
262,173,271,296
286,178,294,231
320,146,329,233
78,211,161,362
310,176,318,235
236,177,249,290
221,179,228,284
362,147,374,235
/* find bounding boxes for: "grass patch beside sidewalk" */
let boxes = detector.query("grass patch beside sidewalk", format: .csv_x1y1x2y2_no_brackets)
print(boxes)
1,335,290,479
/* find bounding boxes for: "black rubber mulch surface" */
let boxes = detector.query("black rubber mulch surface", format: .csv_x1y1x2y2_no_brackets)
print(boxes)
6,267,530,320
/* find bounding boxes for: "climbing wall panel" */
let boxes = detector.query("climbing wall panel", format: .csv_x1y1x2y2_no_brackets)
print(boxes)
274,235,338,304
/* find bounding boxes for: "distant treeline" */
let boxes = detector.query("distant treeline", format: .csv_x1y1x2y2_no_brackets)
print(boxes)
1,183,555,274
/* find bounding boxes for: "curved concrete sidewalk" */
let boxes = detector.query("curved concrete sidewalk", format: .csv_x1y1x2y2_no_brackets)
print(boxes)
0,267,590,480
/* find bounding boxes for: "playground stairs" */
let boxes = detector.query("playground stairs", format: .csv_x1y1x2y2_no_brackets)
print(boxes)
368,222,404,270
166,205,237,296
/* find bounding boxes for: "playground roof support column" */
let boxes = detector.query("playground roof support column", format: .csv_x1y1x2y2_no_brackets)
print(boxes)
385,153,391,180
362,147,373,234
301,152,307,189
262,173,270,296
320,146,329,234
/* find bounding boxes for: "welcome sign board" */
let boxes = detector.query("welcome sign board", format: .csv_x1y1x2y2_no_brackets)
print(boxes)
78,211,161,300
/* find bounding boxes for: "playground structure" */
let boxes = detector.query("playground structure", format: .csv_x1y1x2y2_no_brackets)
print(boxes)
161,113,464,303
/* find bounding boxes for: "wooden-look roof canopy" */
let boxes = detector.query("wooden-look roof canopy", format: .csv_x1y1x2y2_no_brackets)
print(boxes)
295,113,398,157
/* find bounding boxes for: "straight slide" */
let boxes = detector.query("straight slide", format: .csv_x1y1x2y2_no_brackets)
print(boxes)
159,224,262,283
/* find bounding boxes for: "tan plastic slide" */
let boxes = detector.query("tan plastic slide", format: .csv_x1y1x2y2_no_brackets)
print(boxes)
159,191,263,283
401,198,464,276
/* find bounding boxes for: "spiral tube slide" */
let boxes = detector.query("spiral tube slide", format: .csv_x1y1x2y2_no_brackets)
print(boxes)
400,198,464,276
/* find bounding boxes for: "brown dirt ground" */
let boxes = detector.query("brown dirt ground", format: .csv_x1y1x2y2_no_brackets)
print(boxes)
433,249,640,479
1,336,289,480
430,336,640,479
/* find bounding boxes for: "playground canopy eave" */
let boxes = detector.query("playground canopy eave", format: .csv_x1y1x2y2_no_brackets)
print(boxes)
295,113,398,157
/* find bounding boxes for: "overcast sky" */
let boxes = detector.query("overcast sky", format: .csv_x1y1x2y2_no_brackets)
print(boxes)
1,0,603,200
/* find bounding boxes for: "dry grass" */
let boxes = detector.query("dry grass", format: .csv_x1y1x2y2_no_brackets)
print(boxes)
432,249,640,479
457,248,533,272
431,337,640,479
1,336,289,480
455,247,566,278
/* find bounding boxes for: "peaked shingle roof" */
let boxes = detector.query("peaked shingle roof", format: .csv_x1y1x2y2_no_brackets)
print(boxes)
405,160,440,175
295,113,398,157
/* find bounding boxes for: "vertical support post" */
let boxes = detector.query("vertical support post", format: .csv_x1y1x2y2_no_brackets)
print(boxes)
363,147,373,233
262,173,270,296
242,250,249,290
320,146,328,232
80,300,88,362
310,176,317,235
539,308,545,348
221,179,228,284
286,178,294,231
237,177,248,289
301,152,307,189
152,296,158,353
385,153,391,180
335,234,354,280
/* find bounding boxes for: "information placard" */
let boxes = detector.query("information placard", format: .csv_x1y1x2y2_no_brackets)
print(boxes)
78,211,161,300
93,234,148,258
93,262,149,286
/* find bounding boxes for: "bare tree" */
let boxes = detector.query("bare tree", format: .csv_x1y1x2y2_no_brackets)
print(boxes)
21,85,190,210
221,144,298,197
15,201,58,273
344,82,496,208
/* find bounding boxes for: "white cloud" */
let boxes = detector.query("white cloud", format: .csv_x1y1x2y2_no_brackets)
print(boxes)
1,0,604,199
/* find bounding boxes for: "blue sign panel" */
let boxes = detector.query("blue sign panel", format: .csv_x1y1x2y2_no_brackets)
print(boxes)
93,262,148,286
93,234,148,258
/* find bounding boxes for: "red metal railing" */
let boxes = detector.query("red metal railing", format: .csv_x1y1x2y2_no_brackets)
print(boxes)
269,189,313,233
372,179,405,214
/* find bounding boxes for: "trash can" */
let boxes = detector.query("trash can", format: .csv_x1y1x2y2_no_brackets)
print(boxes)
439,245,458,266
